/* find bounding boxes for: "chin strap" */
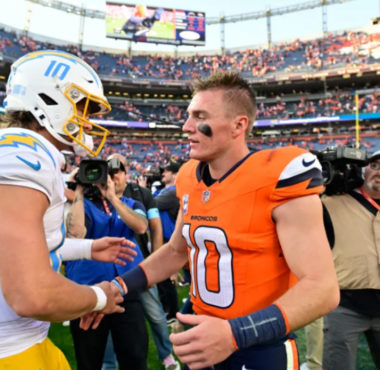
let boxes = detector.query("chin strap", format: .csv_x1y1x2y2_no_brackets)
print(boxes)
73,133,94,156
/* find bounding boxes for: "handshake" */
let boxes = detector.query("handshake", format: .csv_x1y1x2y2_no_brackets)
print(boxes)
81,277,128,331
80,240,148,330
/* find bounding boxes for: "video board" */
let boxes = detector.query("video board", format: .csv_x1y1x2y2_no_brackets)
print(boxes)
105,2,205,46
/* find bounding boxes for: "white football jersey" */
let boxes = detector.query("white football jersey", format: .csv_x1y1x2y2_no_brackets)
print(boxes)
0,127,66,358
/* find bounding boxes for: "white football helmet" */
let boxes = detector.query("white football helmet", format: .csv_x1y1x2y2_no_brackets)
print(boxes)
4,50,111,156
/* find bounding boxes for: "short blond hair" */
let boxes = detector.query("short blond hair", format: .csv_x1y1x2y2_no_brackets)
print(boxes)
192,71,256,137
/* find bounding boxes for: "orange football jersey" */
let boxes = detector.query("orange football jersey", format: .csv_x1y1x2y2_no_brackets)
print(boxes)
176,146,323,319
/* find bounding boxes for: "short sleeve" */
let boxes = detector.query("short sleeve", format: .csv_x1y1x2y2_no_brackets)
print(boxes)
270,147,324,205
140,186,157,211
0,144,56,202
129,198,147,217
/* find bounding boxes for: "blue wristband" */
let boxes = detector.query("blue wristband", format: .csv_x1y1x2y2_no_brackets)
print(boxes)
228,304,287,349
111,279,124,295
120,265,147,293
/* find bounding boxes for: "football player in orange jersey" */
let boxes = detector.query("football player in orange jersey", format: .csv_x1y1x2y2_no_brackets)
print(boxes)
82,71,339,370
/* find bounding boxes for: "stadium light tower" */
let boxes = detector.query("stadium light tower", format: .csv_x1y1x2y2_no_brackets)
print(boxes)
322,2,328,36
78,1,85,48
266,9,272,49
24,1,33,37
220,12,225,54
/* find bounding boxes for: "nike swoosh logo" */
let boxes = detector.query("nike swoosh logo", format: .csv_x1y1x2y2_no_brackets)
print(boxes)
302,158,316,167
16,155,41,171
241,365,253,370
83,77,94,84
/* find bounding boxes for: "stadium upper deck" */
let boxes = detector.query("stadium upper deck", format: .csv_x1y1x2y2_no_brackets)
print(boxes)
0,26,379,84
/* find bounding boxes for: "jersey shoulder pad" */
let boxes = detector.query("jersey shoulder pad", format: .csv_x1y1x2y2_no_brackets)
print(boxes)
267,146,323,201
0,130,58,200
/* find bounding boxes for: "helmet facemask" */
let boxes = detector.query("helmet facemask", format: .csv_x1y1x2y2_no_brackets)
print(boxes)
63,83,111,157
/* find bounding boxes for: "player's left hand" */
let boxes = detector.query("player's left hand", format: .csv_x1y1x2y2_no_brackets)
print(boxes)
91,237,137,265
170,271,184,286
170,312,236,369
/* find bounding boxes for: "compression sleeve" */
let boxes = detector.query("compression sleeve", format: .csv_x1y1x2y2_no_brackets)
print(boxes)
112,264,148,295
228,304,289,349
58,238,93,261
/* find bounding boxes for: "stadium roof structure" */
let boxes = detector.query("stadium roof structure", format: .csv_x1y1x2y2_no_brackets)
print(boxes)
26,0,354,51
27,0,104,18
28,0,354,23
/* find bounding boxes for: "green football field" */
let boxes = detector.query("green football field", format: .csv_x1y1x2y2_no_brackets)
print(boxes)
106,16,175,40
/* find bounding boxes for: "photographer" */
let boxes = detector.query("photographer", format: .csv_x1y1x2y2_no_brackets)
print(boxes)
320,150,380,370
65,158,149,370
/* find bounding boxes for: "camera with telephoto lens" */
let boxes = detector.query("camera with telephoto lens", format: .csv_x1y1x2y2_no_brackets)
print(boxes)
311,146,368,195
75,159,108,185
67,158,125,198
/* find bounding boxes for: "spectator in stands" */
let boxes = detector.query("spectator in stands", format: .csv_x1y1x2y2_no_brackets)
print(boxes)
65,158,149,370
322,150,380,370
107,153,180,370
83,70,339,369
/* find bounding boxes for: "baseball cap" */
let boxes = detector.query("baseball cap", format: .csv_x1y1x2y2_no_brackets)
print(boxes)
107,158,126,174
162,162,181,174
368,150,380,162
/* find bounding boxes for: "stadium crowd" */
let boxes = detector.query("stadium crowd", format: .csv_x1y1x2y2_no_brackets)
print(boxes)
1,88,380,124
0,27,379,80
104,90,380,123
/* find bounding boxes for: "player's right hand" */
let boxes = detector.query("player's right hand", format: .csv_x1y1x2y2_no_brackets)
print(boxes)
80,281,124,330
80,312,104,330
96,281,125,315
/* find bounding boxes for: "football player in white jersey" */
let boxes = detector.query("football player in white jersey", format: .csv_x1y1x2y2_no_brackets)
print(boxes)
0,50,136,369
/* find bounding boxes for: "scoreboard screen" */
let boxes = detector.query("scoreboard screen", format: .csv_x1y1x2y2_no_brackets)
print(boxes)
105,2,205,46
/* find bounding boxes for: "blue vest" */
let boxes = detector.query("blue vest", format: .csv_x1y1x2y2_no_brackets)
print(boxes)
65,196,145,285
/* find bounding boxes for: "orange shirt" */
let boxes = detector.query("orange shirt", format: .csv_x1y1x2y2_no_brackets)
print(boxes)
176,146,323,319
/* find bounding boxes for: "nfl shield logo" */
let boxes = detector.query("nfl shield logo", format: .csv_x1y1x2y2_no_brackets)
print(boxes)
202,190,210,203
183,194,189,215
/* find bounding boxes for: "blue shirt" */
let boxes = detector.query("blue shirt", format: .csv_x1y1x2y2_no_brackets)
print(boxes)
155,186,178,241
65,196,146,285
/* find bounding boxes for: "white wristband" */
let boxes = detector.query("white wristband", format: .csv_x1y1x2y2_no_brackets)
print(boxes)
58,238,93,261
90,286,107,312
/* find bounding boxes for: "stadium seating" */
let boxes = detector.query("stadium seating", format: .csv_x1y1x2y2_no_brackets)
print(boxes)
1,28,379,80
